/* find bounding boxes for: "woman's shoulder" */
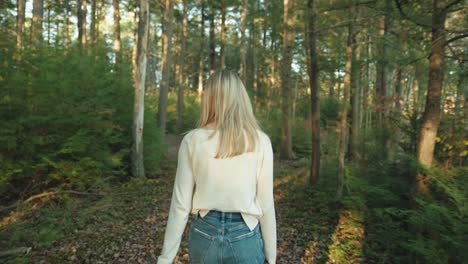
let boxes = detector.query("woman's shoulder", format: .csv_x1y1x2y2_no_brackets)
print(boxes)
256,129,271,143
180,127,213,142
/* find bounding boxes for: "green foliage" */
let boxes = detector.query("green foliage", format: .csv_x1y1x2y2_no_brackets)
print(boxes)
342,149,468,263
320,96,340,125
143,100,167,176
434,112,467,167
0,42,164,203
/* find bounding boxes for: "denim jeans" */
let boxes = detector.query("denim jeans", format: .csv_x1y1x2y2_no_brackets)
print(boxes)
188,210,266,264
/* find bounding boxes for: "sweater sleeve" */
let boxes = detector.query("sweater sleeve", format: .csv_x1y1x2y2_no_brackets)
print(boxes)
257,135,277,264
157,136,194,264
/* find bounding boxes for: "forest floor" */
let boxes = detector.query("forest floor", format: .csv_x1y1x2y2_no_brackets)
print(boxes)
0,133,366,264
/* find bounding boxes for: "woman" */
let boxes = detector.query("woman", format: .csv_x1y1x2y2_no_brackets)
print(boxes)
157,69,276,264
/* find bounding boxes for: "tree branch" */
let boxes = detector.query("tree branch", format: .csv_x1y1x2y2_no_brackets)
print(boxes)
394,0,431,28
446,33,468,45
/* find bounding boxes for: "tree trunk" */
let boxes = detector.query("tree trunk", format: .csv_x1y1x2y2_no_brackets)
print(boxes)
16,0,25,50
306,0,320,186
32,0,44,46
177,0,188,133
46,0,51,45
157,0,174,136
197,1,205,101
220,1,226,69
375,15,387,120
113,0,122,63
337,10,354,201
349,28,360,161
209,9,215,74
64,0,70,48
240,0,248,83
132,0,150,178
416,0,448,196
280,0,296,160
77,0,87,47
90,0,96,44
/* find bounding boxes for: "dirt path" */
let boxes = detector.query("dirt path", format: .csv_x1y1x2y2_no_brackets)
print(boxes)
20,133,330,264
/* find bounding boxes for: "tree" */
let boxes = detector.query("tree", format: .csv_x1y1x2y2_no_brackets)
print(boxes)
32,0,44,46
90,0,96,44
113,0,122,62
156,0,174,136
220,0,226,69
197,0,205,101
16,0,26,50
280,0,296,159
336,5,355,200
176,0,189,133
306,0,320,185
77,0,87,47
132,0,150,177
239,0,248,83
415,0,450,195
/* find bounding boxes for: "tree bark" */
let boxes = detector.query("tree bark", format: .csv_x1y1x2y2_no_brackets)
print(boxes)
90,0,96,44
375,15,387,120
240,0,248,83
77,0,87,47
197,1,205,101
416,0,448,196
64,0,70,48
157,0,174,136
177,0,188,133
113,0,122,63
220,0,226,69
32,0,44,46
337,9,354,201
132,0,150,178
349,27,360,161
280,0,296,160
16,0,26,50
209,8,215,74
306,0,320,186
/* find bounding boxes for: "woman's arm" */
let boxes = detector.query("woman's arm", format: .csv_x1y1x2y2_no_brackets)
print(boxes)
257,135,277,264
157,136,195,264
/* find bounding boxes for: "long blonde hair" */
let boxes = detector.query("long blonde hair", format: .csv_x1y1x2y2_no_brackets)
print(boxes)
197,69,262,159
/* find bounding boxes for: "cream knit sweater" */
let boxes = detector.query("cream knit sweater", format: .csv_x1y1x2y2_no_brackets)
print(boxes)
157,128,277,264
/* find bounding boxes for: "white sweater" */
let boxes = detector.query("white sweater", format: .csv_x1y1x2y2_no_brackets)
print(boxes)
157,128,277,264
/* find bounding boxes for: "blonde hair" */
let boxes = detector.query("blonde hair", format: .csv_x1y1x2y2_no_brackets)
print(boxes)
196,69,262,159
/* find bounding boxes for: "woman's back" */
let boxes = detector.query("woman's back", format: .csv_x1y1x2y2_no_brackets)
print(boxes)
157,69,277,264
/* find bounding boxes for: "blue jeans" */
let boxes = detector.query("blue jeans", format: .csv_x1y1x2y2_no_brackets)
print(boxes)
188,210,266,264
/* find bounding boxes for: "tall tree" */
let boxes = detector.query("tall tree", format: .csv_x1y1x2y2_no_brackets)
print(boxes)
64,0,70,48
306,0,320,185
156,0,174,136
16,0,26,50
239,0,248,83
375,14,388,121
90,0,96,44
208,7,215,73
132,0,150,177
337,6,355,200
197,0,205,100
220,0,226,69
177,0,189,133
280,0,296,159
415,0,450,195
349,20,361,161
113,0,122,62
32,0,44,45
77,0,87,47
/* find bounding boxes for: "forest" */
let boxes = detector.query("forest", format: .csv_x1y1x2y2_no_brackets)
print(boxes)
0,0,467,263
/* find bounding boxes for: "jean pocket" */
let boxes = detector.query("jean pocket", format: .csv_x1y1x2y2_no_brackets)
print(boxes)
228,227,264,264
188,224,215,264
